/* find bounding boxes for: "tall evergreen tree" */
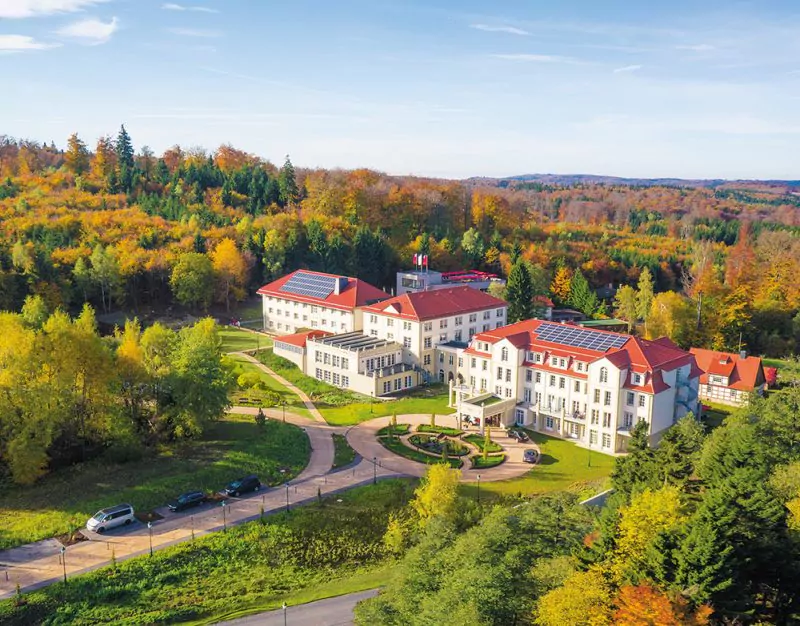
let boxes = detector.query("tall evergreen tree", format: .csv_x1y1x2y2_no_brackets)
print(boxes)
278,155,298,207
115,125,135,192
506,260,535,323
568,269,601,318
636,267,655,331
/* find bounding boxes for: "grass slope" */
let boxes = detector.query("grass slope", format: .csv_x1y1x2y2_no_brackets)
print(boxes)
332,434,357,468
0,416,310,551
463,430,614,499
219,327,272,353
228,355,312,419
0,481,414,626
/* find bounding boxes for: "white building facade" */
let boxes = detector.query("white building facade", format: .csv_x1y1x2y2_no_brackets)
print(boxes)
449,320,701,455
361,286,507,383
257,270,389,335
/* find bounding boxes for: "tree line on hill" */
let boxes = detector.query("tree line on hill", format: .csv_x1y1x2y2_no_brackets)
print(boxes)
356,387,800,624
2,128,800,356
0,298,231,485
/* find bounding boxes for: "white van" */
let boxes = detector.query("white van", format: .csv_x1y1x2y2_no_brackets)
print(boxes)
86,504,135,533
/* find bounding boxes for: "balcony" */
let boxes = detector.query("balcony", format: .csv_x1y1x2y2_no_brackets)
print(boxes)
566,410,586,421
617,423,634,436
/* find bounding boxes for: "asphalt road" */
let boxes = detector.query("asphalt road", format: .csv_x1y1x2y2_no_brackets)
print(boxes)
216,589,380,625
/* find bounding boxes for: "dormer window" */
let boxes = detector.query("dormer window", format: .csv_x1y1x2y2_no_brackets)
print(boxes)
551,357,558,366
599,367,608,384
633,373,642,385
501,347,509,362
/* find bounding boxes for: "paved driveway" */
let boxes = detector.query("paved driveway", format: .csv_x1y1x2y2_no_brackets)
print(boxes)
217,589,379,625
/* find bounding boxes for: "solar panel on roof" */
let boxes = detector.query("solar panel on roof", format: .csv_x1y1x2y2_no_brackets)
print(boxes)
535,323,627,352
279,271,338,299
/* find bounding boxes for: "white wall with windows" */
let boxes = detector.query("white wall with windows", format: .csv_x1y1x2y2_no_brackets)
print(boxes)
262,295,361,335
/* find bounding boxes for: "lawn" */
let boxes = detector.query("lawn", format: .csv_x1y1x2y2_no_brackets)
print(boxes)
470,454,506,469
219,326,272,353
257,350,454,426
763,357,800,385
700,400,733,431
0,416,310,551
0,481,414,626
415,425,463,436
462,430,615,499
333,434,357,469
228,355,312,419
378,436,463,469
463,434,504,453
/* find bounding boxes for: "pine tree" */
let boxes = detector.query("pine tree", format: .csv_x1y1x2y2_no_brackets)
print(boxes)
568,270,600,318
636,267,655,331
278,155,298,207
64,133,90,176
506,259,534,323
115,125,135,192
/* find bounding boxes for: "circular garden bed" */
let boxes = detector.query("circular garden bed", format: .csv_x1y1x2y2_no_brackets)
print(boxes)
408,434,469,457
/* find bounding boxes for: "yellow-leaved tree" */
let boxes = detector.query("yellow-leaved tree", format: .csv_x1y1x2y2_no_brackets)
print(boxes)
550,266,572,305
211,238,248,312
534,567,613,626
411,463,460,529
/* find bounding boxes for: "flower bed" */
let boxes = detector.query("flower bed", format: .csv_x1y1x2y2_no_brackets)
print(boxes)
408,434,469,457
470,454,506,469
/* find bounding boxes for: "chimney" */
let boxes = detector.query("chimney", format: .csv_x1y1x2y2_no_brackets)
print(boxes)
334,276,347,295
739,350,747,360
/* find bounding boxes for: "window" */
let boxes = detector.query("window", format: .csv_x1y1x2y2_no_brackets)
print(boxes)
480,378,487,391
331,320,336,329
324,370,331,382
469,313,477,323
387,318,394,327
403,337,412,348
470,376,476,388
501,347,508,361
495,385,502,396
515,409,525,423
332,355,340,367
370,329,378,337
369,315,377,323
483,324,490,332
602,433,611,448
600,367,608,383
311,306,318,314
559,377,565,389
639,395,646,408
535,353,542,363
626,391,634,405
315,352,322,363
549,375,556,387
545,416,555,429
383,381,391,393
342,376,349,387
454,330,463,342
576,362,583,372
523,388,532,402
455,316,463,326
471,358,476,368
574,380,580,392
623,412,633,427
439,353,444,363
496,308,504,317
603,412,611,428
526,370,533,382
449,354,454,365
404,376,412,387
551,357,558,366
590,430,598,445
633,373,642,385
333,373,340,385
535,392,542,405
458,357,463,367
482,360,488,371
469,327,476,338
303,315,308,322
424,322,433,332
424,337,432,349
506,369,511,382
321,319,327,326
424,354,431,365
394,378,401,391
593,389,601,403
536,372,542,383
483,311,491,320
505,387,512,398
497,367,503,380
403,321,411,331
342,358,349,369
559,358,566,367
315,368,322,379
604,391,612,406
439,319,448,328
591,409,599,424
323,353,330,365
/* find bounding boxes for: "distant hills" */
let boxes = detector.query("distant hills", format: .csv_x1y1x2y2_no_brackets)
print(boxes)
467,174,800,193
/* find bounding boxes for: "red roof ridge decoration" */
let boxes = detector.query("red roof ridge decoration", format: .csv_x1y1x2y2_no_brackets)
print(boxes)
257,270,389,312
689,347,765,392
362,286,506,321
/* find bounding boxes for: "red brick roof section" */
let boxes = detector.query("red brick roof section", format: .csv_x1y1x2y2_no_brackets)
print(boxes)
361,286,506,322
274,330,332,348
257,270,389,312
689,348,765,391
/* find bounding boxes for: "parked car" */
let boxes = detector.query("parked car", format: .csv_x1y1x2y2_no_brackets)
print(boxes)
86,504,135,533
224,475,261,497
168,491,207,512
523,449,539,464
509,430,530,442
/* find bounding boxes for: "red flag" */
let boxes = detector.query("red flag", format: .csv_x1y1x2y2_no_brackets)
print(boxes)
423,254,429,267
413,253,418,266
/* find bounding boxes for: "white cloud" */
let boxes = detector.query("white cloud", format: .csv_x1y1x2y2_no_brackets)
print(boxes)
0,34,60,51
491,53,580,63
470,24,529,36
613,64,642,73
162,3,218,13
167,27,221,38
57,16,118,44
676,44,715,52
0,0,107,19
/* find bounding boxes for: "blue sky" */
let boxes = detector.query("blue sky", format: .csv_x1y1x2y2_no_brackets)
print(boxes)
2,0,799,179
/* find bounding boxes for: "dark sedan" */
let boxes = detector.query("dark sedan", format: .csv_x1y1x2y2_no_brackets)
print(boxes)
168,491,207,512
224,475,261,497
523,449,539,464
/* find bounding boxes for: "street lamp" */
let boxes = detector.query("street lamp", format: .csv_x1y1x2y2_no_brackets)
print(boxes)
285,483,290,512
373,456,377,485
282,602,288,626
476,474,481,503
221,501,227,532
147,521,153,557
60,546,67,584
282,400,286,423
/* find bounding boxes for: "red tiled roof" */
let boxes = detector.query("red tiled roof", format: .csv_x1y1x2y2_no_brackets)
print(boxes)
471,319,698,393
257,270,388,312
274,330,331,348
689,348,765,391
534,295,555,308
362,286,506,321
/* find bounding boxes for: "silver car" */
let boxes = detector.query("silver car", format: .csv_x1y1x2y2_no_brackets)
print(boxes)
86,504,135,533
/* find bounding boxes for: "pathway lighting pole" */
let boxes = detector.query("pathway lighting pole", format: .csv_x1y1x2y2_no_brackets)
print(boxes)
221,501,227,532
373,456,377,485
477,474,481,503
60,546,67,584
147,521,153,557
283,602,288,626
285,483,290,512
282,401,286,423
